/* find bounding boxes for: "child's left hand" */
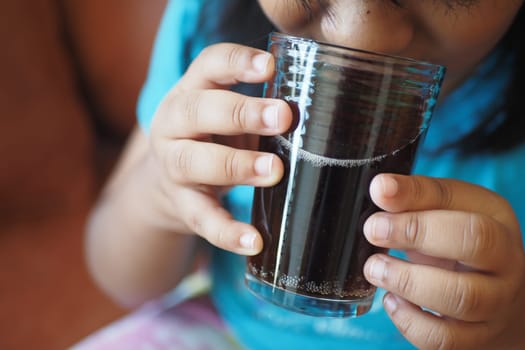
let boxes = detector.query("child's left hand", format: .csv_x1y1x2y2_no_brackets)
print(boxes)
364,174,525,350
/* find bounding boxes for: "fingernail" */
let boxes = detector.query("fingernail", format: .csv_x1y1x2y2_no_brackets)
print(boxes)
368,257,387,282
240,232,256,250
381,175,399,197
254,155,273,177
262,105,279,129
384,293,399,314
252,53,270,73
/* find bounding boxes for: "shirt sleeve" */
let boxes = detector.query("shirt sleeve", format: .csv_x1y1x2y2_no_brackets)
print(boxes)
136,0,204,132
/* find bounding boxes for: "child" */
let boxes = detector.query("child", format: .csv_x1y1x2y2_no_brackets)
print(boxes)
77,1,525,349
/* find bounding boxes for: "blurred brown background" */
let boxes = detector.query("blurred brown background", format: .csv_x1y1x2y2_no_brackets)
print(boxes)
0,0,166,348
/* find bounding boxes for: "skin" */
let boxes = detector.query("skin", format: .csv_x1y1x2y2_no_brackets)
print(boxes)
0,0,166,346
86,1,525,349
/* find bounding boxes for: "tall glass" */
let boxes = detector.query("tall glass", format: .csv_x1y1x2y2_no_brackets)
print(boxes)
246,32,445,317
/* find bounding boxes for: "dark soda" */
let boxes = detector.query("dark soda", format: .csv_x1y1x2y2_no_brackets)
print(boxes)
246,33,443,314
249,134,420,301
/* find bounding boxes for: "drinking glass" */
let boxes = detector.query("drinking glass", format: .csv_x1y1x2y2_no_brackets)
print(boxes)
246,32,446,317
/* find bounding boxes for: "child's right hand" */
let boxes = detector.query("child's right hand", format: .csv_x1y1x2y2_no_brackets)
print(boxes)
147,43,293,256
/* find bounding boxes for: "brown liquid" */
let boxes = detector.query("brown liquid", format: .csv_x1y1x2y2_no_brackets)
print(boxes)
248,42,431,302
249,135,420,300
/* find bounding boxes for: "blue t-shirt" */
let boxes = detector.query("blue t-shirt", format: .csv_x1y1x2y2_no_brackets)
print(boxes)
138,1,525,349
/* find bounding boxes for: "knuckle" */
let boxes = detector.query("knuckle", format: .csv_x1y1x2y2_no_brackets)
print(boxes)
231,97,250,130
223,150,247,180
432,178,453,209
390,303,457,350
212,208,236,249
415,323,457,350
447,278,480,319
393,306,463,350
226,45,248,72
409,176,425,201
394,267,415,297
465,213,492,261
179,90,203,128
214,228,228,247
192,203,233,249
394,314,412,338
427,325,448,350
169,141,193,180
404,213,422,247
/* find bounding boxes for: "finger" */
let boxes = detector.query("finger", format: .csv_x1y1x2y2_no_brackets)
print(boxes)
382,293,491,350
364,254,505,322
159,139,283,187
177,187,262,256
153,89,292,139
180,43,275,90
369,174,520,234
364,210,511,272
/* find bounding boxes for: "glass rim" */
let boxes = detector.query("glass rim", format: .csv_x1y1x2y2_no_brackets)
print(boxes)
269,32,446,71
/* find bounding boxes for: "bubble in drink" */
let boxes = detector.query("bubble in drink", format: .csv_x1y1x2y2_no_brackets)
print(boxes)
275,135,390,168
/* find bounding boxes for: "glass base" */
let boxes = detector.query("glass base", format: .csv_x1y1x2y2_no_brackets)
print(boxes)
245,273,373,318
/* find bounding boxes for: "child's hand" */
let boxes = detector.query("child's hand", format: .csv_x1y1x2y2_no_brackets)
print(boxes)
364,174,525,349
147,43,292,255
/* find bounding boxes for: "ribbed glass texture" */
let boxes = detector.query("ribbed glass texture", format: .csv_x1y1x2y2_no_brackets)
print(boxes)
265,32,446,163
